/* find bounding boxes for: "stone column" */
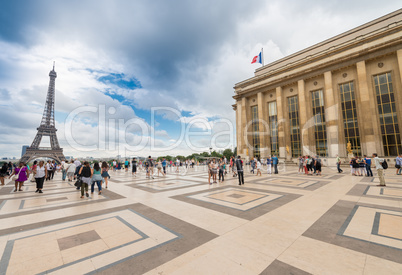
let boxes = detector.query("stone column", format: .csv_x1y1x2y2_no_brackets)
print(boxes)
257,92,267,158
236,101,242,157
356,61,381,155
276,87,286,158
324,71,339,158
396,49,402,151
298,80,310,155
241,97,250,158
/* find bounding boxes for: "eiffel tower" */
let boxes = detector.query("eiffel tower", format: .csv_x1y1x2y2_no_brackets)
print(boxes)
20,63,66,164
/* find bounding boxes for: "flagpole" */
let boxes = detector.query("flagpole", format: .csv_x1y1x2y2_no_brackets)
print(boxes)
261,48,264,66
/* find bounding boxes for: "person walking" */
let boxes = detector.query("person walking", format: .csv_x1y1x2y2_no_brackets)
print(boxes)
218,158,225,182
34,160,47,193
352,156,360,176
272,155,279,174
30,160,38,182
74,159,81,180
124,159,129,172
266,156,272,174
315,156,322,176
101,161,110,188
9,162,29,192
0,162,8,185
250,158,255,174
298,156,304,174
131,158,137,176
7,162,13,176
162,158,167,175
235,156,244,185
157,160,165,177
211,159,218,183
364,155,373,177
395,154,401,175
208,160,213,185
61,160,67,181
147,156,154,179
358,157,366,176
256,158,262,176
79,161,92,198
336,155,343,173
373,153,386,186
50,160,56,179
91,162,103,195
66,160,76,182
45,160,53,181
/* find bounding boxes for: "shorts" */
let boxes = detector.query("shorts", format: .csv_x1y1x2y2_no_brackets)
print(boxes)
101,171,110,177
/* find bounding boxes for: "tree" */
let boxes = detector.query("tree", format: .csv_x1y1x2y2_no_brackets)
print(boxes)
222,148,234,159
211,151,222,158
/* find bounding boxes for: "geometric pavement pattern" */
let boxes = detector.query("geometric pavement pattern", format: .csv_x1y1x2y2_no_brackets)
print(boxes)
0,165,401,274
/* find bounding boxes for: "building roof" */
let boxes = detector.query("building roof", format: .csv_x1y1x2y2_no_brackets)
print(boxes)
234,9,402,97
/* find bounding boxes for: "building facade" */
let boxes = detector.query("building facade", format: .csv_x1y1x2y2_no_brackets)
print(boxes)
233,9,402,163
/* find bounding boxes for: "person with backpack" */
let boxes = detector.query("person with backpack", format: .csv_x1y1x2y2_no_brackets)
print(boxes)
78,161,92,198
373,153,386,186
235,156,244,185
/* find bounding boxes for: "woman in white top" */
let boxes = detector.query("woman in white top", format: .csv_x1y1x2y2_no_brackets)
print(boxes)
35,161,47,193
157,160,165,177
256,158,262,176
66,160,76,181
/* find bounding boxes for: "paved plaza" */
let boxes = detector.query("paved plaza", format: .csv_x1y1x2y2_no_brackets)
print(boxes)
0,165,401,274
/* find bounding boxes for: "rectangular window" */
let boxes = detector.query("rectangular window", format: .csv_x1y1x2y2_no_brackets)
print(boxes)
339,82,361,155
373,72,401,156
288,96,301,157
251,105,260,158
311,90,327,156
268,101,278,156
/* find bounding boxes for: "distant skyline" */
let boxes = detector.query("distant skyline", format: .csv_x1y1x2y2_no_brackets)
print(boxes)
0,1,401,158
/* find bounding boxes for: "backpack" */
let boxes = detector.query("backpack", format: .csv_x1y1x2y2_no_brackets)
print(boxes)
381,159,388,170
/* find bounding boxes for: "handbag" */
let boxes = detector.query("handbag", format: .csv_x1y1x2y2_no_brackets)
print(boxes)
74,177,83,187
12,167,24,181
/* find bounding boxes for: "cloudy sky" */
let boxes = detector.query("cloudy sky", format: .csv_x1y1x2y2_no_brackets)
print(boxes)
0,1,400,159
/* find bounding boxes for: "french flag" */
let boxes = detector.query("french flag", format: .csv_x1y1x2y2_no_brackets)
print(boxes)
251,51,262,64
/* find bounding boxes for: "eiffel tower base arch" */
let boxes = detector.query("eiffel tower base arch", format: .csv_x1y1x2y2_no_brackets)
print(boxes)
20,148,66,164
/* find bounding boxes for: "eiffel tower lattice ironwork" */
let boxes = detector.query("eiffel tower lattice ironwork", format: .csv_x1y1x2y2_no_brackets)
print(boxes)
20,63,66,164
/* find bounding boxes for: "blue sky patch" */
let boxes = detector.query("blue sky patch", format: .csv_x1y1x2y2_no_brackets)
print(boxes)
98,73,142,90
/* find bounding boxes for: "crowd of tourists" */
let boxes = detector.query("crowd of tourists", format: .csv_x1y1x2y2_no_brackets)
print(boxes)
0,150,393,197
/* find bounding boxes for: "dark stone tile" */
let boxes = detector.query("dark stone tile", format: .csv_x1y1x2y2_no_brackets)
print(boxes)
94,203,217,275
303,200,402,264
57,230,101,251
261,260,312,275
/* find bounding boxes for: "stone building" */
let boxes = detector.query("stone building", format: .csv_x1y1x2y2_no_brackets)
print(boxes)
233,9,402,164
